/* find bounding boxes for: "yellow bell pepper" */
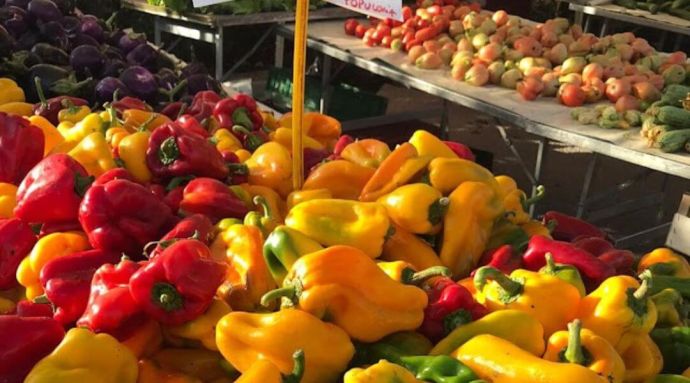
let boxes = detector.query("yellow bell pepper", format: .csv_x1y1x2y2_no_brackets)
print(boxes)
0,101,33,116
341,138,391,168
279,112,342,151
100,105,122,129
239,183,286,224
439,181,503,278
408,129,457,159
106,126,130,149
122,109,171,133
262,245,429,342
638,248,690,278
68,132,117,177
150,348,234,382
495,175,544,225
455,334,611,383
378,183,448,235
246,142,293,198
263,225,324,285
287,188,332,209
285,199,390,258
216,309,354,383
302,160,375,200
122,319,163,359
0,182,17,218
344,360,423,383
617,333,663,383
428,157,503,197
543,320,626,383
212,223,277,312
381,224,444,270
521,219,554,239
235,149,251,162
235,350,304,383
17,231,90,299
0,78,25,105
167,299,231,351
473,266,581,337
244,195,279,236
58,113,104,143
432,309,545,356
377,260,416,282
212,128,243,153
137,360,202,383
25,328,138,383
58,102,91,123
261,110,280,132
27,115,64,155
360,143,432,202
578,275,658,349
270,126,325,151
118,131,153,183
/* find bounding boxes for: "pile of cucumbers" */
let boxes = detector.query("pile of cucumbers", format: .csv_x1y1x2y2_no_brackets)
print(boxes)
641,84,690,153
614,0,690,20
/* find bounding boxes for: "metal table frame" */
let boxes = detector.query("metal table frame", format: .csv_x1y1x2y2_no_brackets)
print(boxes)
564,1,687,49
122,0,355,79
275,23,688,245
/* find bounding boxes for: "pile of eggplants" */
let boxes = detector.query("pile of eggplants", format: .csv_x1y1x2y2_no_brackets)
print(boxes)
0,0,220,106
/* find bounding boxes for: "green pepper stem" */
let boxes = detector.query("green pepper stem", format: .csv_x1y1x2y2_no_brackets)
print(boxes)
545,219,558,233
138,113,158,132
34,77,48,107
473,266,523,298
152,282,184,312
284,349,305,383
33,295,51,304
253,195,272,221
428,197,450,226
232,125,252,137
232,107,254,129
405,266,451,285
443,309,473,334
564,319,586,365
543,253,557,275
228,163,249,175
522,185,546,209
634,273,651,300
260,286,297,307
647,263,677,276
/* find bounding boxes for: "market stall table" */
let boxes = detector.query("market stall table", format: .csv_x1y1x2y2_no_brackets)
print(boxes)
121,0,356,79
275,20,690,244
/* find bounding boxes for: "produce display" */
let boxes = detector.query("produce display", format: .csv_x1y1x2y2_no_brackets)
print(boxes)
613,0,690,21
1,71,690,382
145,0,326,16
341,1,690,151
0,0,219,108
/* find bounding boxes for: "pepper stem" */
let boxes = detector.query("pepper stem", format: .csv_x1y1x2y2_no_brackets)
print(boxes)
564,319,586,365
34,77,48,107
543,253,557,275
232,107,253,129
522,185,546,210
261,286,297,307
545,219,558,233
253,195,272,221
473,266,524,299
228,163,248,176
634,273,651,300
428,197,450,226
443,309,473,334
152,282,184,312
403,266,451,285
284,349,305,383
138,113,158,132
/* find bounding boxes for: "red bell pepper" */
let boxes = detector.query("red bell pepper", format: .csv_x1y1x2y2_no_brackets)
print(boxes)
0,112,45,185
572,236,613,257
232,125,268,152
476,244,523,275
178,178,249,223
329,135,354,160
444,141,475,161
38,221,83,238
159,101,187,120
176,114,209,137
112,96,152,114
94,167,137,186
221,151,249,185
39,249,121,325
0,218,37,289
598,249,635,276
15,300,54,318
542,211,607,242
188,90,221,122
79,178,175,256
33,77,90,125
77,258,146,339
212,94,263,131
146,122,228,180
129,239,226,326
304,148,329,176
522,235,615,290
0,315,65,383
149,214,214,258
419,277,488,342
14,154,92,224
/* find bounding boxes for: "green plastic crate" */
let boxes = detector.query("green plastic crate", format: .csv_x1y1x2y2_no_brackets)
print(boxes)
265,67,388,121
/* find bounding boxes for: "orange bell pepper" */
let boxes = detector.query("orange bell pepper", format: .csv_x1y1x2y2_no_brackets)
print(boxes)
122,319,163,359
280,112,341,151
359,143,431,202
341,139,391,168
122,110,171,133
303,160,375,200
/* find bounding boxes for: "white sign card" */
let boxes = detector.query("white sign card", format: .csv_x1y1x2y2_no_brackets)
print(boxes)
192,0,228,9
326,0,403,21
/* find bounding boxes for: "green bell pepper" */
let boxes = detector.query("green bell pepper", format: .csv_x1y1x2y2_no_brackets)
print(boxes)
651,326,690,374
651,289,688,327
262,225,323,284
646,273,690,299
645,375,690,383
352,331,433,366
400,355,486,383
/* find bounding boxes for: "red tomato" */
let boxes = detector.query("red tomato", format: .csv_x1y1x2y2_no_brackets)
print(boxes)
344,19,359,36
355,24,367,39
381,35,393,48
402,31,416,45
427,5,442,15
415,26,438,42
416,18,431,29
559,84,586,107
402,6,414,20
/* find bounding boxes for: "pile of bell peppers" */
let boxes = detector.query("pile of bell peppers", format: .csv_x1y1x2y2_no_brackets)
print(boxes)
0,78,689,383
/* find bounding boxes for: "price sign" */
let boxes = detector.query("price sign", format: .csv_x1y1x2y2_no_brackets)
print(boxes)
326,0,403,21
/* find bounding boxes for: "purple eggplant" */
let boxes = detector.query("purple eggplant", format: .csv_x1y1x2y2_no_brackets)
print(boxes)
106,28,123,46
27,0,61,22
0,24,12,57
118,31,144,53
100,58,124,77
59,14,79,33
79,13,97,23
120,65,157,101
39,20,68,50
69,33,99,48
180,61,207,78
101,44,123,60
79,19,103,42
126,43,157,70
30,42,68,65
186,73,220,95
5,0,29,9
15,28,37,50
94,76,129,103
1,6,28,37
69,44,104,78
49,0,71,14
156,67,177,90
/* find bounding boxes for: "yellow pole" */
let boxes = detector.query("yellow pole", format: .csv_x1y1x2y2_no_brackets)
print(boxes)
291,0,309,190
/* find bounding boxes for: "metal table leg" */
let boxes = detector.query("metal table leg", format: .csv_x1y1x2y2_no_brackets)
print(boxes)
574,9,585,27
439,100,449,140
320,54,332,114
275,35,285,69
583,15,592,33
154,16,162,46
215,26,224,80
599,18,610,38
576,153,598,218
